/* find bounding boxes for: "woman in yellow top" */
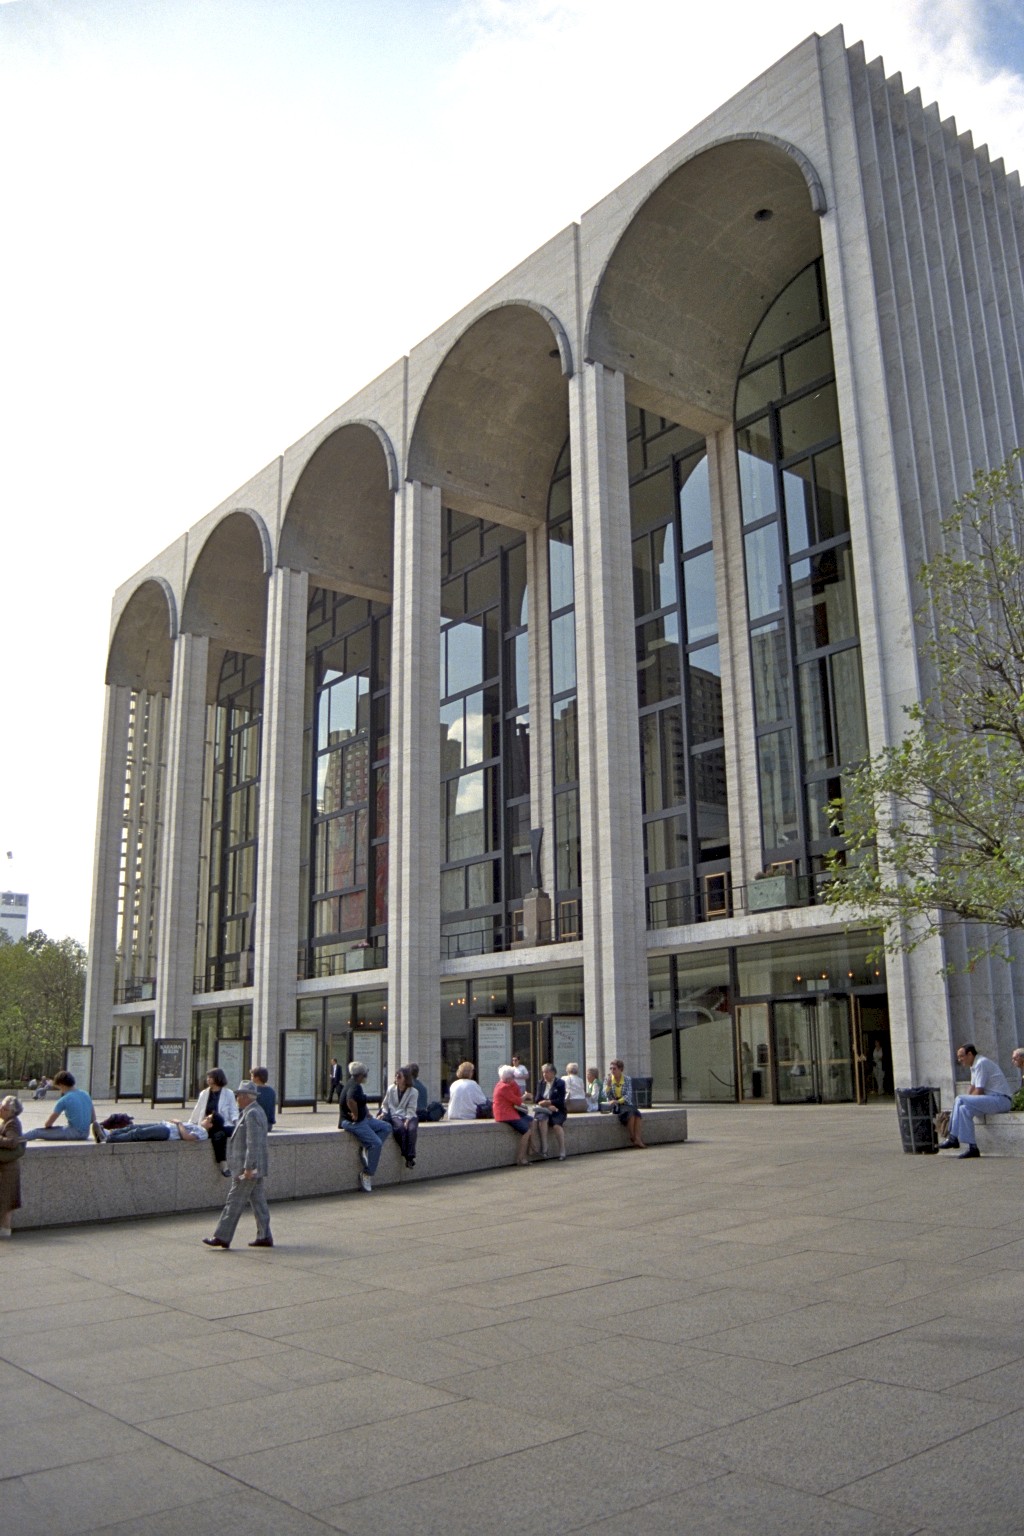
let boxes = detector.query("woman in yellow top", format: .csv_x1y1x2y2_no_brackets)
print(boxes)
604,1060,646,1148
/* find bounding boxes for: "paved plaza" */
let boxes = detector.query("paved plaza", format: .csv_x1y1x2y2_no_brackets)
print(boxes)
2,1102,1023,1535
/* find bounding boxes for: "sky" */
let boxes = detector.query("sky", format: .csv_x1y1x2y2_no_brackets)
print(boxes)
2,0,1024,946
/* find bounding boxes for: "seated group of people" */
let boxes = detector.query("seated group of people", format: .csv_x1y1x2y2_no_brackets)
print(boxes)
454,1058,647,1163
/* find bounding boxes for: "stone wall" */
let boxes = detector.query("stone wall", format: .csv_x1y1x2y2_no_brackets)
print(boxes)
11,1108,688,1230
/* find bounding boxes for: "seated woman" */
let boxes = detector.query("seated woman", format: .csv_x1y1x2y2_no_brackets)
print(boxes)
533,1062,568,1159
605,1059,646,1148
562,1063,587,1114
379,1066,419,1168
492,1065,534,1166
446,1061,488,1120
188,1068,239,1175
585,1067,605,1111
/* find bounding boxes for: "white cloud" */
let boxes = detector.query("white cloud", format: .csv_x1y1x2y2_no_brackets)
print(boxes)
1,0,1022,942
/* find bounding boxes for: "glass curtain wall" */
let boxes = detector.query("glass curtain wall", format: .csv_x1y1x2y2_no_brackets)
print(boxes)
301,589,391,979
440,511,529,957
548,442,582,939
115,689,165,1001
735,258,868,875
628,408,730,927
198,652,263,992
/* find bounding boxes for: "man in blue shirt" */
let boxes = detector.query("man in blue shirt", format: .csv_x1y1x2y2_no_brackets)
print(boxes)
251,1066,277,1129
23,1070,96,1141
939,1044,1014,1159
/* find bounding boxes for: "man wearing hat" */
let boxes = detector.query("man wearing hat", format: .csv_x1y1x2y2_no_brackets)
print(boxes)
203,1081,272,1249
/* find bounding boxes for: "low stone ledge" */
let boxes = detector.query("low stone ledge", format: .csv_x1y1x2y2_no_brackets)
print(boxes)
974,1111,1024,1157
10,1107,688,1229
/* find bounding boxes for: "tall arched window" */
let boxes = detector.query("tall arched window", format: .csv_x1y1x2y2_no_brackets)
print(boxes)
302,591,391,978
439,511,529,957
735,259,868,875
628,408,729,925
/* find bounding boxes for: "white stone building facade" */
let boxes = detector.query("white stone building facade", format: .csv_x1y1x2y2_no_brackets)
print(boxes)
84,27,1024,1108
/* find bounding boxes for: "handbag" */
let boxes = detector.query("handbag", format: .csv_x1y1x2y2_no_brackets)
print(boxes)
0,1144,25,1163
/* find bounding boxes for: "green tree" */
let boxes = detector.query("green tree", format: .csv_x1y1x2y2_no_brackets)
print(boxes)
826,451,1024,963
0,929,86,1080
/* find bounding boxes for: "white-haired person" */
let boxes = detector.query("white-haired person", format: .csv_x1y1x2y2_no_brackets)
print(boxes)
446,1061,488,1121
562,1063,587,1113
0,1095,26,1237
493,1065,534,1166
339,1061,392,1193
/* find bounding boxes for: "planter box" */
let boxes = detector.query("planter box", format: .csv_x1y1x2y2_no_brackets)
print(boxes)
747,874,810,911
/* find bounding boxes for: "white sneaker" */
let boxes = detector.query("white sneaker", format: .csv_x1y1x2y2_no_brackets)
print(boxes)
359,1172,372,1193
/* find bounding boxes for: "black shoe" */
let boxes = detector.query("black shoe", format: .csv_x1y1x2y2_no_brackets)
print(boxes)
221,1167,232,1177
957,1145,981,1159
405,1157,415,1169
938,1137,960,1150
203,1237,230,1249
249,1237,274,1247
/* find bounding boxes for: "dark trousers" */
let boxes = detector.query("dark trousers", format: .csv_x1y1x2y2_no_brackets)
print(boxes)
384,1112,418,1163
327,1082,342,1103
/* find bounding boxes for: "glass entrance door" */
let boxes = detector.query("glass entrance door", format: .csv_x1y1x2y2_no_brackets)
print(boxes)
737,1003,772,1101
774,998,855,1104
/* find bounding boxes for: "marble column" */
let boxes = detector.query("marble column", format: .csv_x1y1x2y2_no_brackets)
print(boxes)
82,684,133,1084
569,362,649,1074
154,632,209,1040
252,567,309,1072
387,480,442,1089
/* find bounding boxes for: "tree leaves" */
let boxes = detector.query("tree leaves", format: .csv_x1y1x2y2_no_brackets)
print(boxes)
825,451,1024,965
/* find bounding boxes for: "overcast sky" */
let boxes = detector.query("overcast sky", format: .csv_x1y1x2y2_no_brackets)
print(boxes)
2,0,1024,945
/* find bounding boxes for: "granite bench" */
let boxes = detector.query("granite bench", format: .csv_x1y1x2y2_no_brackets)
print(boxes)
10,1106,688,1229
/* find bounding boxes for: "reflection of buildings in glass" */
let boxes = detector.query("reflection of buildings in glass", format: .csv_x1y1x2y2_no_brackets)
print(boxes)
552,695,579,780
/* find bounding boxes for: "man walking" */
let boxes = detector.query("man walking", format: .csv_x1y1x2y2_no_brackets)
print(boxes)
203,1081,272,1249
939,1044,1014,1159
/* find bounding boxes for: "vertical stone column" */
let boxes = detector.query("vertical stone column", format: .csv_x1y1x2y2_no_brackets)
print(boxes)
154,631,210,1041
252,567,309,1071
82,684,133,1078
388,480,442,1089
569,362,649,1073
526,526,554,908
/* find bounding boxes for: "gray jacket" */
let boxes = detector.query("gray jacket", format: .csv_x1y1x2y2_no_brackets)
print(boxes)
228,1101,269,1179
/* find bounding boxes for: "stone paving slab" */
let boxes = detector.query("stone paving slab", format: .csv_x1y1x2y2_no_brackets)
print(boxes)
2,1103,1023,1535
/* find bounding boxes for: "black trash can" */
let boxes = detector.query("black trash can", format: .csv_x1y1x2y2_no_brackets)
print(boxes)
895,1086,940,1153
632,1075,654,1109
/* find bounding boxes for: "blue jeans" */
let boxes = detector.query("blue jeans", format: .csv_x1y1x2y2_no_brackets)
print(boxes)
342,1116,391,1174
107,1124,172,1141
23,1125,88,1141
949,1092,1012,1147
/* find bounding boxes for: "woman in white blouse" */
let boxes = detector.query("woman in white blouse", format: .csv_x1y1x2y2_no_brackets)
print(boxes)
187,1068,238,1175
446,1061,488,1121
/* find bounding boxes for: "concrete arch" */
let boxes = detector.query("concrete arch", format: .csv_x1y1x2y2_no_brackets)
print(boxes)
408,300,573,529
106,577,178,694
280,419,397,603
181,509,270,668
586,134,827,432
